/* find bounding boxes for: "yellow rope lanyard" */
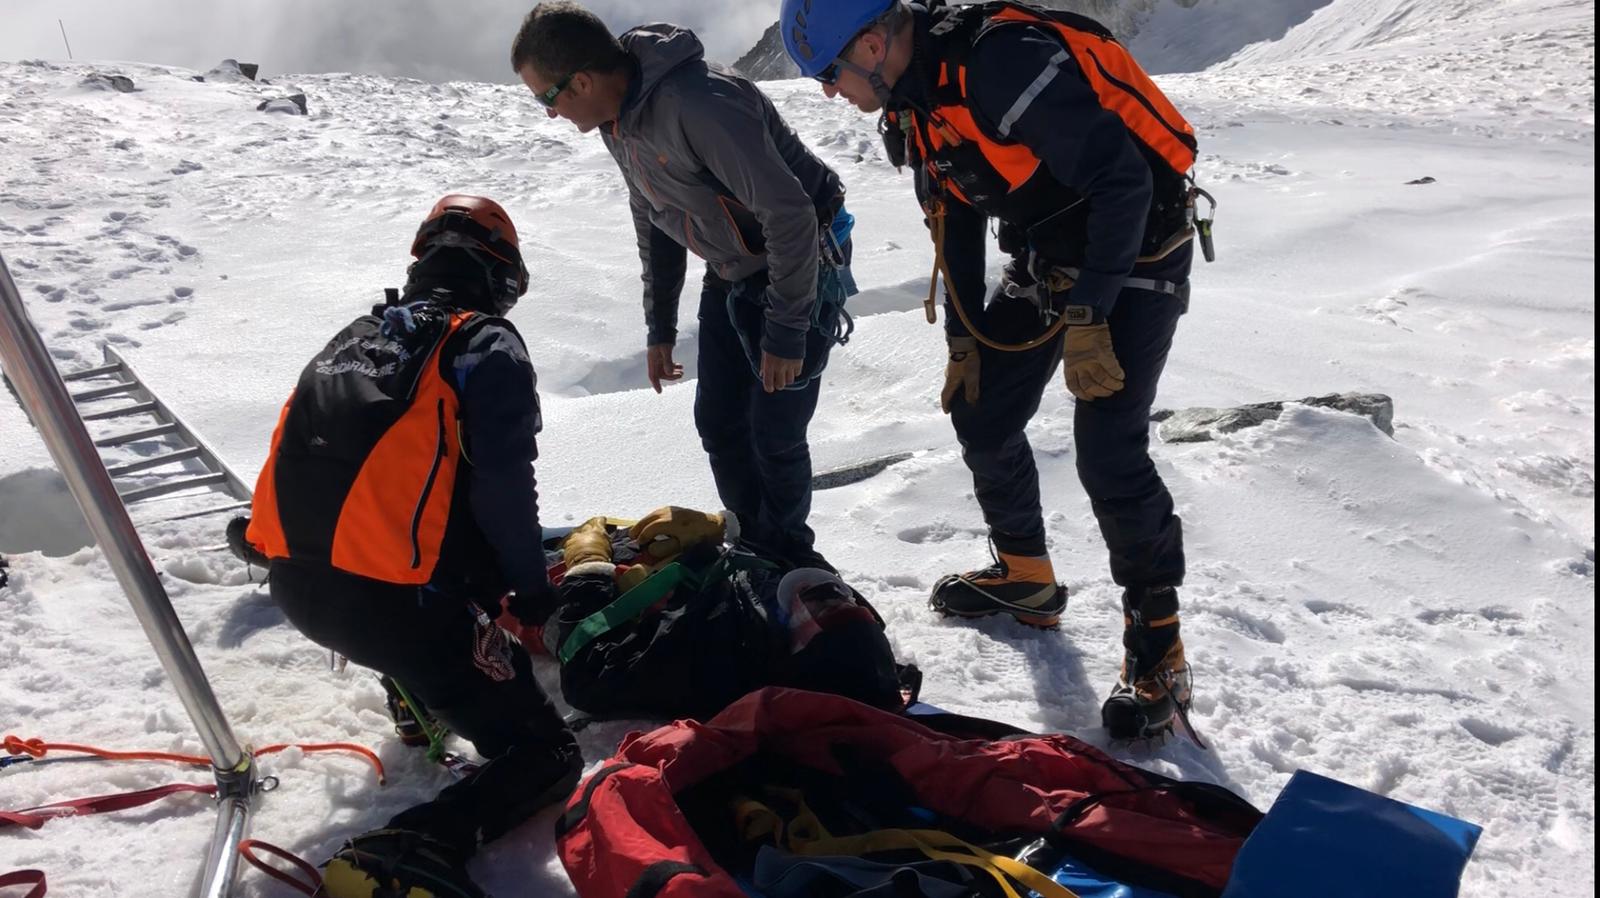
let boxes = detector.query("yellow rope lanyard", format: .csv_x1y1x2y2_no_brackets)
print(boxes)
732,790,1081,898
923,196,1070,354
914,111,1197,355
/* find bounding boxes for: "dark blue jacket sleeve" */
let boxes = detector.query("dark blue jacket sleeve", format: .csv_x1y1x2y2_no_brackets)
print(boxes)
967,26,1153,318
453,322,557,619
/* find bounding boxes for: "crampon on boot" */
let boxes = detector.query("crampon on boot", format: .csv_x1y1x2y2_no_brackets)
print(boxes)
929,549,1067,628
1101,586,1202,746
380,676,439,750
320,828,485,898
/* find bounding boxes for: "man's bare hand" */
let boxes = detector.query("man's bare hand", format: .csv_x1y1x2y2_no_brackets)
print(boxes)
760,352,803,393
647,343,684,393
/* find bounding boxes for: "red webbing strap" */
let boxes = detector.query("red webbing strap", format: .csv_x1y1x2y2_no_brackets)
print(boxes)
0,870,47,898
0,783,216,830
3,736,386,785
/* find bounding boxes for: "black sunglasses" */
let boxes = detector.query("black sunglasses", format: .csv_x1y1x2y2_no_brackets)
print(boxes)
814,61,843,85
535,70,579,108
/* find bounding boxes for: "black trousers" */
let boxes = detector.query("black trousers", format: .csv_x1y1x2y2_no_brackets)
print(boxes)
947,246,1189,588
271,561,577,856
695,270,825,564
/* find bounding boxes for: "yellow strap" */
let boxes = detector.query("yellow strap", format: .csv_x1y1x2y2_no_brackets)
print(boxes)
793,828,1079,898
729,792,1077,898
732,796,784,846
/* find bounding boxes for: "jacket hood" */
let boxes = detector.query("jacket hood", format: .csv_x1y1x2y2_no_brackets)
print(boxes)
619,24,705,119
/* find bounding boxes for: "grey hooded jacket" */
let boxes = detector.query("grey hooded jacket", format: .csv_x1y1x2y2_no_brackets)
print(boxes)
602,25,843,359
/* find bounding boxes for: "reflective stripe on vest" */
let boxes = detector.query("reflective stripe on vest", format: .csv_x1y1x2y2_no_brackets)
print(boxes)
988,6,1196,172
905,3,1197,204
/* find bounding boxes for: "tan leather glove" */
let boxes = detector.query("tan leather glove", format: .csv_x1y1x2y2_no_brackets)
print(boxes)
562,516,614,574
629,506,726,561
940,335,980,414
1063,323,1125,400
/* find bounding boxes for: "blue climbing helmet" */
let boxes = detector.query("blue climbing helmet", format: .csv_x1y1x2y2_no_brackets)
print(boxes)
781,0,900,78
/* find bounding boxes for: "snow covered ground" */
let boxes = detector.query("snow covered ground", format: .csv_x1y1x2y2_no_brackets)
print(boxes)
1,0,1593,894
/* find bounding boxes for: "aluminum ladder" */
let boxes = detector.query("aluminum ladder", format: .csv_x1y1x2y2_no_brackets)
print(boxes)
59,344,254,525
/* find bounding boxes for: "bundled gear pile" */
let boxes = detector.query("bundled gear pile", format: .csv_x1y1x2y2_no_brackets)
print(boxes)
556,688,1485,898
556,688,1260,898
539,507,910,721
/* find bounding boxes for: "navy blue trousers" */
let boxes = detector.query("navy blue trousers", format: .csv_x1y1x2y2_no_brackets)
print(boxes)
948,248,1189,588
695,269,824,564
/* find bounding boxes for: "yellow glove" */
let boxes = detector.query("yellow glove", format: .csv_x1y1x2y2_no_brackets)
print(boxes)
629,506,726,561
562,516,613,573
940,335,980,414
1063,323,1125,400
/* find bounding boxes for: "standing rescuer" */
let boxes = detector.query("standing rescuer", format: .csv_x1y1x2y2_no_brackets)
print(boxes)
781,0,1215,741
510,1,856,573
245,196,580,897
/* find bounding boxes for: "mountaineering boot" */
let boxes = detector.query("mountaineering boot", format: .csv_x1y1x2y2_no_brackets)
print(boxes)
929,550,1067,628
321,828,486,898
380,675,437,749
1101,586,1192,741
469,740,585,844
563,516,614,578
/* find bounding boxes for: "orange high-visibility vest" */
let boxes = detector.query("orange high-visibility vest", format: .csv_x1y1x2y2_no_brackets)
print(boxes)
247,305,478,585
887,1,1196,260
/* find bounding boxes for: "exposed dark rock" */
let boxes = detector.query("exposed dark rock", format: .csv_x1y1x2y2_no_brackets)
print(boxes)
82,73,136,92
1158,393,1395,443
205,59,253,83
257,94,308,115
812,452,914,490
733,22,800,81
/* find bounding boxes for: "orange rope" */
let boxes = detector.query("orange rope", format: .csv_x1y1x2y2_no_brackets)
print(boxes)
4,735,206,766
3,735,385,784
254,743,386,785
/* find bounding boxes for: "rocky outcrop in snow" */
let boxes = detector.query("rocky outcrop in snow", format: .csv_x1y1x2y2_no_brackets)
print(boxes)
1155,393,1395,442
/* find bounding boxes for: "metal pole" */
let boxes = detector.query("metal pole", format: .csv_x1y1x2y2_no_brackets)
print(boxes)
0,249,254,896
197,790,255,898
58,20,74,60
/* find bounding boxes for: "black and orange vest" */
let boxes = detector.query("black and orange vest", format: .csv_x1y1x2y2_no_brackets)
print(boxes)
888,1,1197,263
246,303,482,585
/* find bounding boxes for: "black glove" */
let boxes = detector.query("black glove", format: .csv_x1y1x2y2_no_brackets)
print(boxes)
503,579,558,628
